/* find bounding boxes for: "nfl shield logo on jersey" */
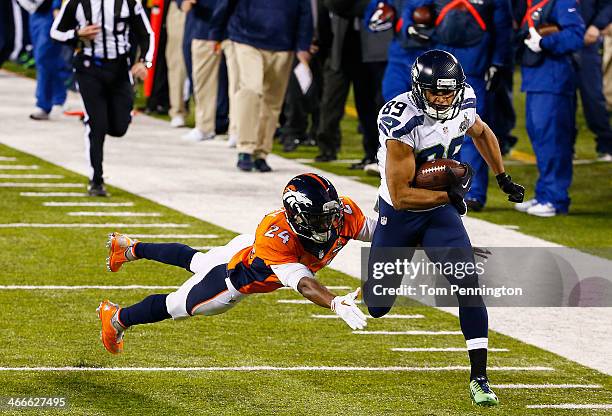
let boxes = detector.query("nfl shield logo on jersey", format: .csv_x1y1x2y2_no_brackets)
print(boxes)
381,216,388,225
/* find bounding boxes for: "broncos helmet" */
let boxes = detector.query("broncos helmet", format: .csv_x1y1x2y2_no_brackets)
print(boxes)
282,173,344,244
411,50,466,120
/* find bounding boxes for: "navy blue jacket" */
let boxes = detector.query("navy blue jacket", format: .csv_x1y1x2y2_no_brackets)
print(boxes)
209,0,313,52
519,0,585,94
176,0,221,40
579,0,612,29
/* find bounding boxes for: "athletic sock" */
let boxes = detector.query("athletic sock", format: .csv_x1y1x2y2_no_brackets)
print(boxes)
133,242,198,271
118,294,171,327
468,348,488,379
124,243,138,261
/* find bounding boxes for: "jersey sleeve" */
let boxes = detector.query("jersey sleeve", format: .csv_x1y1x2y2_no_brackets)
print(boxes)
270,263,314,292
462,85,478,129
377,94,424,149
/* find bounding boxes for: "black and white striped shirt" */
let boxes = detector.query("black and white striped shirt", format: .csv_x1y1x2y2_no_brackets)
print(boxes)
51,0,154,62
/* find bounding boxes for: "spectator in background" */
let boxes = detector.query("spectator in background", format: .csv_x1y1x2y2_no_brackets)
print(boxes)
280,0,325,153
20,0,70,120
315,0,391,170
605,29,612,109
514,0,585,217
368,0,433,101
166,0,188,127
209,0,313,172
577,0,612,161
180,0,229,141
433,0,513,212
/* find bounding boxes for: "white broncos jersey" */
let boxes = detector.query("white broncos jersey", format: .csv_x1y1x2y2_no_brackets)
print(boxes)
376,85,477,206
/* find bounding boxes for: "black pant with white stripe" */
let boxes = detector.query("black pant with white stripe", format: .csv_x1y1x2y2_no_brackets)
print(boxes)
75,54,133,186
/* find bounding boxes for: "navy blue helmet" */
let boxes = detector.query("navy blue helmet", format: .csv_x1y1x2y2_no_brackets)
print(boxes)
411,50,466,120
282,173,344,244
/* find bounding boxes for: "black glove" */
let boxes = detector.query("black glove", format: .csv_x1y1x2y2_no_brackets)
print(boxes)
446,163,474,216
496,172,525,203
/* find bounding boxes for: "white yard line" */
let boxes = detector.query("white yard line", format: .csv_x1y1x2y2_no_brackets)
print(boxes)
0,156,17,161
44,202,134,207
67,211,160,217
0,285,180,290
0,174,63,179
0,182,84,187
0,223,189,228
278,299,362,305
314,314,424,319
20,192,89,197
526,404,612,409
353,330,462,335
0,366,554,372
191,246,217,251
492,384,602,389
126,234,218,239
0,164,38,169
392,347,509,352
280,286,351,291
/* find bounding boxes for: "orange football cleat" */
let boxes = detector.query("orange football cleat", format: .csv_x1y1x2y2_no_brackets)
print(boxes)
97,300,125,354
106,232,138,272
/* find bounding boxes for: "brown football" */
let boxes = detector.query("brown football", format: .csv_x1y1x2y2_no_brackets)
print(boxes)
537,23,560,36
413,159,467,191
412,6,434,26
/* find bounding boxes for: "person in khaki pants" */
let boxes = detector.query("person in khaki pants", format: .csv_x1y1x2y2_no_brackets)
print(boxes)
166,0,187,128
209,0,313,172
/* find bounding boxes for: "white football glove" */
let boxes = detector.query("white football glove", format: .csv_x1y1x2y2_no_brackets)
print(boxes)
330,288,367,330
524,27,543,53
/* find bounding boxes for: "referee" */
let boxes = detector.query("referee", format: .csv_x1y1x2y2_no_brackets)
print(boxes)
51,0,154,196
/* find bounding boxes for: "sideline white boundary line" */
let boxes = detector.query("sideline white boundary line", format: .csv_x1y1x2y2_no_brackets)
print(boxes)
67,212,160,217
314,314,424,319
392,347,509,352
0,285,180,290
20,192,89,197
0,366,555,372
44,202,134,207
0,182,84,188
526,404,612,409
192,246,217,251
0,165,38,169
0,223,190,228
127,234,218,239
0,157,17,161
492,384,602,389
353,330,462,335
0,174,63,179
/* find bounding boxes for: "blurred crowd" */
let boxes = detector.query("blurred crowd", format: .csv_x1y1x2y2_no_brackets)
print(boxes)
0,0,611,213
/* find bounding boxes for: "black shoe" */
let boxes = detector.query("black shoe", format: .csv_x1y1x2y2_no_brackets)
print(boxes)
314,153,337,163
350,158,375,170
237,153,254,171
282,137,300,152
466,199,484,212
88,182,108,197
254,158,272,172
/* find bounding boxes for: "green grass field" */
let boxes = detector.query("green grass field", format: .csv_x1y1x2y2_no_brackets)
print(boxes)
0,145,610,415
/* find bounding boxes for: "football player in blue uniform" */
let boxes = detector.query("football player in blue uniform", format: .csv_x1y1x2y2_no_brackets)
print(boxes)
365,50,524,406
